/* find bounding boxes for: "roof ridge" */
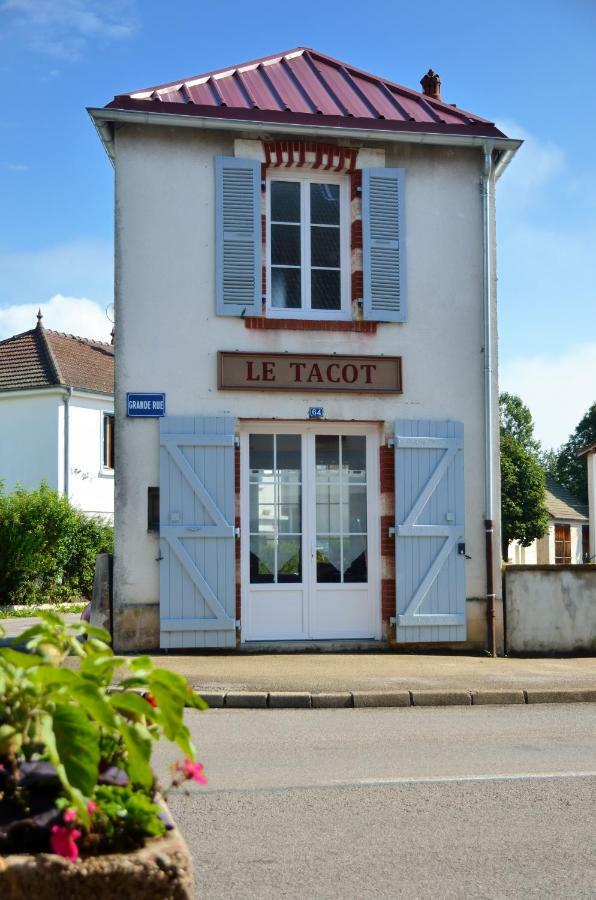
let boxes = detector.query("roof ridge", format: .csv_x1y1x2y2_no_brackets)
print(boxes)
36,322,64,386
45,328,113,349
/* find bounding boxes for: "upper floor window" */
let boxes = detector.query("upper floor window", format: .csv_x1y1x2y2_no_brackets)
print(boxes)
267,171,350,320
103,413,114,471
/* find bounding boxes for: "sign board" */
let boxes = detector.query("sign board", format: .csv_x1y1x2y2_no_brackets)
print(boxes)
218,353,402,393
127,393,166,417
309,407,325,419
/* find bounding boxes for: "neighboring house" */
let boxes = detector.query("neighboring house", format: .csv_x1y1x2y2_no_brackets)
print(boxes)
0,312,114,520
578,441,596,563
508,476,589,565
89,47,521,652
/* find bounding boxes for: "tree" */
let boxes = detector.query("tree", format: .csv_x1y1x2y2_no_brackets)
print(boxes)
499,393,549,560
554,402,596,504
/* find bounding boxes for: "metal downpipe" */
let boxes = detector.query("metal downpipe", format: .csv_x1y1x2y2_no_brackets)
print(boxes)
482,143,497,657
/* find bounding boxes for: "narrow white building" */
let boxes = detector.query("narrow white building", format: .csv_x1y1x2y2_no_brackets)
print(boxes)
578,442,596,563
89,47,521,652
0,312,114,520
508,476,589,565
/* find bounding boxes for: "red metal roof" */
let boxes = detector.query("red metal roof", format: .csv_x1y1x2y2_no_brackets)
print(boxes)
105,47,508,140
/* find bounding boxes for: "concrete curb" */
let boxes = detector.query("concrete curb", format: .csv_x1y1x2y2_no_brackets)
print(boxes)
190,687,596,710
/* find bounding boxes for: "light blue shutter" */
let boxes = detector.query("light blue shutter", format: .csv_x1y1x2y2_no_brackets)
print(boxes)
394,420,466,642
215,156,262,316
159,416,237,649
362,167,406,322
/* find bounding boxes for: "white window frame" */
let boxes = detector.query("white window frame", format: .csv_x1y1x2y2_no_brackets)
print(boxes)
266,169,351,321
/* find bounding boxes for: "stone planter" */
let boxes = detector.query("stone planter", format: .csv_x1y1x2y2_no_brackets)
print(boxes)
0,821,193,899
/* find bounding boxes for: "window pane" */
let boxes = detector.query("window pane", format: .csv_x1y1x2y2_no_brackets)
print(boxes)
316,483,341,533
316,537,341,583
277,537,301,583
271,181,301,222
343,535,368,583
316,435,340,481
279,482,301,534
311,226,340,268
311,269,341,311
272,268,301,308
271,223,301,266
250,536,275,584
249,482,275,533
342,436,366,482
310,183,340,225
249,434,274,474
277,434,301,479
344,485,367,533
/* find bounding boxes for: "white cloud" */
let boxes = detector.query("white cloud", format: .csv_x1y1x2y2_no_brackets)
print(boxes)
0,238,113,309
501,343,596,450
1,0,137,59
496,119,565,212
5,163,29,172
0,294,112,342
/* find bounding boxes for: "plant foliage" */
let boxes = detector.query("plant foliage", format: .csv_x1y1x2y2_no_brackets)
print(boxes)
0,612,207,858
554,402,596,505
0,483,113,605
500,394,549,559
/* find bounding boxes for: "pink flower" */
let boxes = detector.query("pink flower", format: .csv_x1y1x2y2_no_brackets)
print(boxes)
50,825,82,862
63,809,77,823
176,758,207,785
87,801,98,815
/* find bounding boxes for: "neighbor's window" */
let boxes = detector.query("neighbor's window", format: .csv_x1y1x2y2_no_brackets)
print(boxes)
267,172,348,319
103,413,114,470
554,523,571,564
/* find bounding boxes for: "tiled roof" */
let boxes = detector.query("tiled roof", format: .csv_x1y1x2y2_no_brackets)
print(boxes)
545,476,588,522
0,317,114,395
104,47,508,141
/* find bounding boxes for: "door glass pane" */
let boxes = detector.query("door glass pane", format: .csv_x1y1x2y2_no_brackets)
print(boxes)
315,434,368,585
343,535,368,583
272,268,301,309
271,181,300,222
316,537,341,583
249,434,302,584
310,183,340,225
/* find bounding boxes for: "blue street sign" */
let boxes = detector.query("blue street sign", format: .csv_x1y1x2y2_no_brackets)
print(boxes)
127,393,166,417
308,407,325,419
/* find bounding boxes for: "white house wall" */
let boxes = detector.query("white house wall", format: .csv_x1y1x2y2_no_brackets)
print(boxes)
0,391,61,493
114,124,501,629
67,394,114,520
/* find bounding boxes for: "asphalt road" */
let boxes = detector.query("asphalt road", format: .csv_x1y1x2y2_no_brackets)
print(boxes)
154,705,596,899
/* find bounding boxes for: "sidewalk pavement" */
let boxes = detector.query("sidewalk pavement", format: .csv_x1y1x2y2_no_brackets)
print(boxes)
136,651,596,709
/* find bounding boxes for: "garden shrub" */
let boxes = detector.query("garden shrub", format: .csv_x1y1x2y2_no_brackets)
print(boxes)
0,483,113,605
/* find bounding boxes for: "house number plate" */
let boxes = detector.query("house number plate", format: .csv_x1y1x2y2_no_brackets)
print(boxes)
309,407,325,419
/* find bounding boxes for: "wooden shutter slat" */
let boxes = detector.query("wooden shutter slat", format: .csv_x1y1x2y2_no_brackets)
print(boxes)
362,167,406,322
215,156,261,316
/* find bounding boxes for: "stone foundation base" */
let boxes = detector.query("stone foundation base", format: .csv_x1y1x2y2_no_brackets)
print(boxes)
112,603,160,652
0,823,192,900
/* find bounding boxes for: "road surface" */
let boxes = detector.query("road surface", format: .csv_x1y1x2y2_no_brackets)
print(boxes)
154,703,596,899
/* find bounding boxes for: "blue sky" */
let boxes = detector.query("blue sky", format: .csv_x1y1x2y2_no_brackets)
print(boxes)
0,0,594,448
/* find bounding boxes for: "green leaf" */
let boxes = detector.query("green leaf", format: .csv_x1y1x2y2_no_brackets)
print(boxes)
74,624,112,643
147,669,188,740
33,667,78,687
71,683,119,730
51,704,100,796
129,655,153,676
0,647,44,669
120,721,153,788
110,691,160,722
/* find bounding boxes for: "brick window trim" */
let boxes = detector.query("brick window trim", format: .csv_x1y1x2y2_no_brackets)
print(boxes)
244,317,376,333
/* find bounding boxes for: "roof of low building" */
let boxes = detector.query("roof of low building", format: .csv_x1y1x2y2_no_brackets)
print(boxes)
545,476,588,522
0,312,114,395
103,47,509,141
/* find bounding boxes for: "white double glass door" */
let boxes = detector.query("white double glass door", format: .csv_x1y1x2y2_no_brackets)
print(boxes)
241,423,379,641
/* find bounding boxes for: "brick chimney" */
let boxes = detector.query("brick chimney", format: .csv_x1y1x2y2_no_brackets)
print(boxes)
420,69,441,101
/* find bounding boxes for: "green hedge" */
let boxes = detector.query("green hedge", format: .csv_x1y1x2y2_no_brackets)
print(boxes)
0,483,113,605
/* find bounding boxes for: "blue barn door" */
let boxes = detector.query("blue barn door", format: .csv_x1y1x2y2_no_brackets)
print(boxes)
394,420,466,643
159,416,237,649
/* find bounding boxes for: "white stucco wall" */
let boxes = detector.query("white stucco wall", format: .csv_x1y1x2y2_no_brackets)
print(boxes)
67,394,114,520
509,519,586,566
113,125,501,624
0,390,61,492
587,452,596,560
